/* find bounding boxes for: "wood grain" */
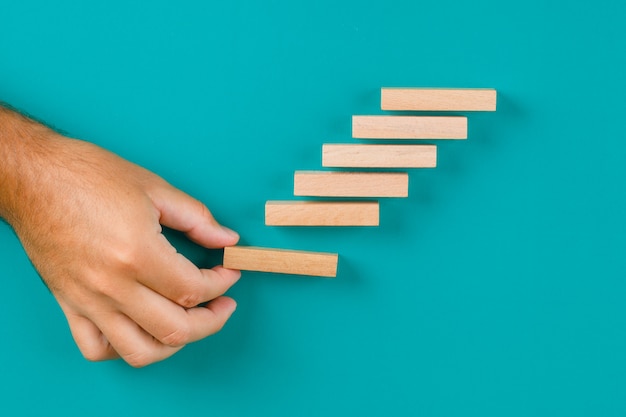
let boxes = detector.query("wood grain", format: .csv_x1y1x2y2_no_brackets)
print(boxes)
265,201,379,226
322,144,437,168
352,115,467,139
381,88,497,111
294,171,408,197
223,246,338,277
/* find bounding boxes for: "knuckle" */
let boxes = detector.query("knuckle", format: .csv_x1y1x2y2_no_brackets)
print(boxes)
82,243,142,299
195,200,211,219
193,201,217,227
107,241,140,274
80,271,118,299
161,324,192,347
176,291,203,308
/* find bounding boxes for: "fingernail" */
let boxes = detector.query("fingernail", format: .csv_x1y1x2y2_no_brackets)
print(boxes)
220,225,239,240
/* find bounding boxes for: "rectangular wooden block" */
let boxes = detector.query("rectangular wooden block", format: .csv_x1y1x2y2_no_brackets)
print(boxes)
294,171,409,197
223,246,338,277
381,88,497,111
265,201,379,226
322,144,437,168
352,115,467,139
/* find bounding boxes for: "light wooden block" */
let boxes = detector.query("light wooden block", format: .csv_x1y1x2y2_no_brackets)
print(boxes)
223,246,338,277
352,115,467,139
265,201,379,226
381,88,497,111
294,171,409,197
322,144,437,168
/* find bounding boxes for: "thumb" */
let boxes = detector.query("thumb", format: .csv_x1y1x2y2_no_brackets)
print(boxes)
149,182,239,249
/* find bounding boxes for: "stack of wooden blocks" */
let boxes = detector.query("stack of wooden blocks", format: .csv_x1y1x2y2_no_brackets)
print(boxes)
224,88,497,277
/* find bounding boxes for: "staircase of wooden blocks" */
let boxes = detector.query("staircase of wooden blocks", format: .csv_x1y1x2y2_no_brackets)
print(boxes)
223,88,497,277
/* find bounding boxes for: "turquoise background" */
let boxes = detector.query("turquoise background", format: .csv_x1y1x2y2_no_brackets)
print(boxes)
1,0,625,415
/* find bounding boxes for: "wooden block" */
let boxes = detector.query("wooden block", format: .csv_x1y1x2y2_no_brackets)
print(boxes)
322,144,437,168
294,171,409,197
223,246,338,277
265,201,379,226
352,115,467,139
381,88,497,111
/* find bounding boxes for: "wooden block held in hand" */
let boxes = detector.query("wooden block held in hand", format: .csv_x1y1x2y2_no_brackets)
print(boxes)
294,171,409,197
381,88,497,111
322,144,437,168
265,201,379,226
352,115,467,139
223,246,338,277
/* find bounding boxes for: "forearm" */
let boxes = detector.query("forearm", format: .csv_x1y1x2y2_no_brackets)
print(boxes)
0,106,108,241
0,105,56,225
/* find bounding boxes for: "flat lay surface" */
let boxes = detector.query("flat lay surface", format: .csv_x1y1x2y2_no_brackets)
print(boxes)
1,0,625,415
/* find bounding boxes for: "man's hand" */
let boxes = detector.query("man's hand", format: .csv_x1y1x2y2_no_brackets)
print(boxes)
0,106,240,367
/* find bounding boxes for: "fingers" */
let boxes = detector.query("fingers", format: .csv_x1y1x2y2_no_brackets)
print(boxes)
83,297,236,367
142,180,241,306
149,183,239,249
121,282,238,347
138,239,241,307
63,309,119,362
63,284,238,367
156,296,236,347
93,311,183,368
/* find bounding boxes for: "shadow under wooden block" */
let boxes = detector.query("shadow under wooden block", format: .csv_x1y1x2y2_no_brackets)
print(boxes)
322,144,437,168
352,115,467,139
381,88,497,111
223,246,338,277
294,171,409,197
265,201,379,226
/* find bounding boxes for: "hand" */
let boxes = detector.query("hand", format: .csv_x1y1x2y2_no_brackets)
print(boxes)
2,117,240,367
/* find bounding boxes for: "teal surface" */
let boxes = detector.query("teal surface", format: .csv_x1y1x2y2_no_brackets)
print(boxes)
1,0,625,415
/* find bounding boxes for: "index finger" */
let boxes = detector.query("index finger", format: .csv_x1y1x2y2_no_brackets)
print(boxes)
133,233,239,308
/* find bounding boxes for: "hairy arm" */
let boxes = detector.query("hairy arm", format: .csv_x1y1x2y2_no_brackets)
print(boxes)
0,105,240,367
